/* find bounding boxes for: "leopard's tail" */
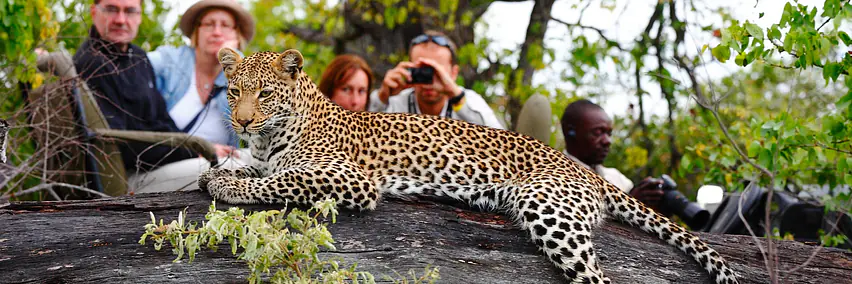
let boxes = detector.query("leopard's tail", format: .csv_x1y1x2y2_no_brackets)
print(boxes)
602,184,739,284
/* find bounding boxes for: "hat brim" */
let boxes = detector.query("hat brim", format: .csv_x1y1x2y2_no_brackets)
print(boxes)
179,0,256,43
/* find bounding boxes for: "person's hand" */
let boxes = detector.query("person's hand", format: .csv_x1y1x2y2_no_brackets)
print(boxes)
630,177,664,211
377,61,419,104
212,144,238,158
415,57,461,98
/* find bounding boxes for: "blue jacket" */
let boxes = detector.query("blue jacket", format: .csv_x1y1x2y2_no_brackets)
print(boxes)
147,45,239,147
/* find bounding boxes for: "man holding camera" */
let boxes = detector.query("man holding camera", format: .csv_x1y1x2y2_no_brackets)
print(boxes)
560,99,666,211
368,30,504,130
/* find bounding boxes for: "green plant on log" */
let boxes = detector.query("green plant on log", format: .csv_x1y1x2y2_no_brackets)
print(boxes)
139,199,440,284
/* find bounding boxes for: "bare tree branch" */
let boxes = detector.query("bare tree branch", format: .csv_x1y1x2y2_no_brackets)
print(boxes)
2,182,110,199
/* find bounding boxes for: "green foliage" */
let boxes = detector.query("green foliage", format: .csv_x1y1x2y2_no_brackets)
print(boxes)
0,0,59,84
51,0,181,56
139,200,440,284
701,0,851,221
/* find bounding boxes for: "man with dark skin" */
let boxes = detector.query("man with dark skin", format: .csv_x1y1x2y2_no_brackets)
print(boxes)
561,99,665,211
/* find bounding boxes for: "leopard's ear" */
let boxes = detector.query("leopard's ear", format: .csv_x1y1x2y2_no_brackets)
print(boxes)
273,49,303,81
218,47,242,79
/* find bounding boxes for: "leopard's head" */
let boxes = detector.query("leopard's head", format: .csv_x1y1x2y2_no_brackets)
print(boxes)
218,48,306,137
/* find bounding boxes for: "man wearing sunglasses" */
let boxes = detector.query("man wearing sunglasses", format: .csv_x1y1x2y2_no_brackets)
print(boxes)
368,30,505,130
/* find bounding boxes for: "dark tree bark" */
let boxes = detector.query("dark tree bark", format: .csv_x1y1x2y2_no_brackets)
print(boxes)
504,0,556,130
2,190,851,284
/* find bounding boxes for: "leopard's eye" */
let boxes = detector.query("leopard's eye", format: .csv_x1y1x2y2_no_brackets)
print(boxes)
259,90,273,98
229,88,240,98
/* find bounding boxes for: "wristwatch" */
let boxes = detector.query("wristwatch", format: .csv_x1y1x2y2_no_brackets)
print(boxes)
449,88,465,107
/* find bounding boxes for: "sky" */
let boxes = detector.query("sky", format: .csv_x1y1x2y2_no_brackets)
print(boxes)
162,0,829,118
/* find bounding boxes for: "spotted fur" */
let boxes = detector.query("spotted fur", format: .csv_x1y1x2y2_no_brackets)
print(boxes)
198,48,739,284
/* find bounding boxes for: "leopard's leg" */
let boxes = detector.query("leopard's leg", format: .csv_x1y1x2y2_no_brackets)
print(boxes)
198,165,263,190
206,159,378,210
377,175,512,210
378,174,608,283
514,180,609,284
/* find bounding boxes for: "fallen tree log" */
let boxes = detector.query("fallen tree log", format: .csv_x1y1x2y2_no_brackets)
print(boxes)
0,190,850,284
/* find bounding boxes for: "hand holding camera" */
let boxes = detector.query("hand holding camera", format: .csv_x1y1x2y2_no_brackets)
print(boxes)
378,58,461,104
632,174,711,230
631,177,665,211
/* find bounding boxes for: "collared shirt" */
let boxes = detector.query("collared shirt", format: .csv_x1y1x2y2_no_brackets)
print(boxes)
367,88,505,130
563,150,634,193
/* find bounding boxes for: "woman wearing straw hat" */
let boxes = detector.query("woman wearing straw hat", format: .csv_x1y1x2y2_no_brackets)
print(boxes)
148,0,255,161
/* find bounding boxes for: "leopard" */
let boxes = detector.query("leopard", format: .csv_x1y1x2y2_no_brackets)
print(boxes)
198,47,739,284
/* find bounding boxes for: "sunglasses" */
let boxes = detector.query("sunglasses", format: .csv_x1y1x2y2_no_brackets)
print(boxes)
409,34,456,58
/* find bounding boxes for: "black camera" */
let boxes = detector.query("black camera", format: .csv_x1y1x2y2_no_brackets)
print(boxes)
658,174,710,230
407,66,434,84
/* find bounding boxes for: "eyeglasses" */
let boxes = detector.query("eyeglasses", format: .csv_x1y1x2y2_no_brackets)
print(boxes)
97,5,141,18
198,21,237,32
409,34,457,58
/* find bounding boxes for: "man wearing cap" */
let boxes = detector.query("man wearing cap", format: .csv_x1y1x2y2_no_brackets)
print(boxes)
368,30,505,130
74,0,198,175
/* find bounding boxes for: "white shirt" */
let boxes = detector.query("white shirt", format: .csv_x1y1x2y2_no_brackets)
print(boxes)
168,70,231,146
368,88,505,130
563,150,634,193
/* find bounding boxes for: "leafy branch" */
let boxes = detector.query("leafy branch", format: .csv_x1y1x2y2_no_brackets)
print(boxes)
139,199,440,284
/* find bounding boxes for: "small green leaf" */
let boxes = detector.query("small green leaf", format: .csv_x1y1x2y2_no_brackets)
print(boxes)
838,157,849,173
759,12,765,18
823,62,842,82
748,141,762,157
838,31,852,46
769,26,782,41
711,44,731,63
745,22,764,41
759,148,773,170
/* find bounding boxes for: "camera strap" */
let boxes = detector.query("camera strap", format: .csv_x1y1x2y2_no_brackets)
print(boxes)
181,86,224,133
407,89,465,118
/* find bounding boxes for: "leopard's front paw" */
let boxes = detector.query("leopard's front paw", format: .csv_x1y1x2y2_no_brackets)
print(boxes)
207,176,254,204
198,168,229,190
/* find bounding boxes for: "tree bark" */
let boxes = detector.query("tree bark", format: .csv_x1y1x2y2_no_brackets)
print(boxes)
1,190,850,283
505,0,556,130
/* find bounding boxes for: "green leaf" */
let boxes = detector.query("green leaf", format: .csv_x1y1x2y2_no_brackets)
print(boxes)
711,44,731,63
745,22,764,41
721,156,736,168
823,62,843,82
759,148,774,170
748,141,762,157
822,0,841,18
839,31,852,46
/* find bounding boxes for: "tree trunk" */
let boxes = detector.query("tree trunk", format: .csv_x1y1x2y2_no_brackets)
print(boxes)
505,0,556,130
2,190,850,283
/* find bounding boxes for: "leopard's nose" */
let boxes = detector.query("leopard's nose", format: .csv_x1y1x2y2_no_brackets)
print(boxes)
236,119,254,127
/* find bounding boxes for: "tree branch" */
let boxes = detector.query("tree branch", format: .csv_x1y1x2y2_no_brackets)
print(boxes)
2,182,110,200
548,16,625,52
281,26,336,45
